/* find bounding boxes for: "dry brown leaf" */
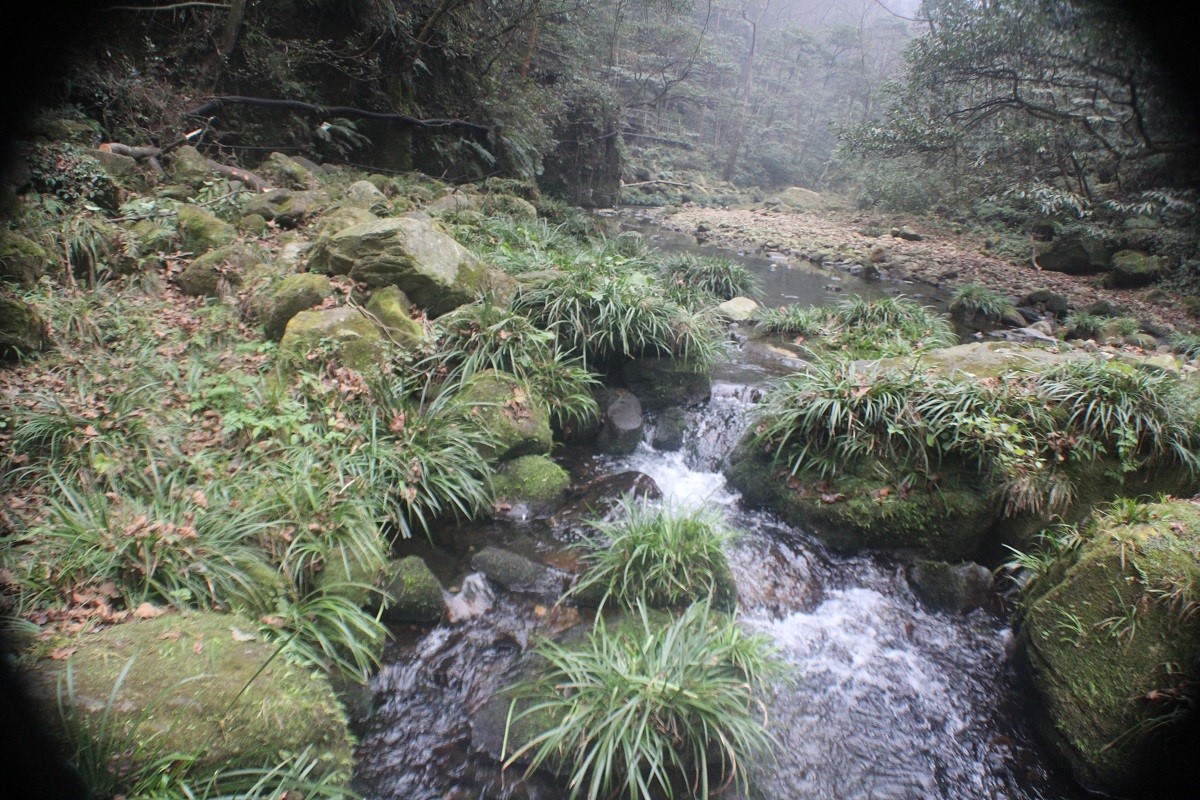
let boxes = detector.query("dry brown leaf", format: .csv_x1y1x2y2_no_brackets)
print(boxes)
134,602,166,619
49,647,78,661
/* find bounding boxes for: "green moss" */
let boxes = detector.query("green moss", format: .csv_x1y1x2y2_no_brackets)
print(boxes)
175,244,258,297
379,556,444,623
364,285,423,346
279,306,387,372
492,455,570,514
459,369,552,461
0,295,50,359
176,204,236,256
0,230,49,287
254,273,333,341
1017,500,1200,793
34,612,353,781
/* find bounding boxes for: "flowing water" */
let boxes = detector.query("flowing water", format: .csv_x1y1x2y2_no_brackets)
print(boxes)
353,225,1083,800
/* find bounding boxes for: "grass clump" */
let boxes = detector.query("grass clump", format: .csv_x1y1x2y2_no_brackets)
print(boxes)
503,601,781,800
1170,332,1200,359
661,253,761,304
948,283,1018,322
753,296,956,358
752,304,828,336
570,499,736,610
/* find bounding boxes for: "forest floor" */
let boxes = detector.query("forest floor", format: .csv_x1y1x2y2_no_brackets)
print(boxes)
657,204,1195,332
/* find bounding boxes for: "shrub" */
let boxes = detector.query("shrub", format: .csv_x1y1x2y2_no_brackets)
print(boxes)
1063,312,1107,340
752,304,828,336
755,296,956,358
1170,332,1200,359
503,601,781,800
948,283,1018,322
570,499,735,609
661,253,761,302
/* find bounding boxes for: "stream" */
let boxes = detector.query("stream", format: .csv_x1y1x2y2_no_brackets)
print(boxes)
352,220,1084,800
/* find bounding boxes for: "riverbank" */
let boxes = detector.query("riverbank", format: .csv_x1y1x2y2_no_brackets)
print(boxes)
655,204,1196,332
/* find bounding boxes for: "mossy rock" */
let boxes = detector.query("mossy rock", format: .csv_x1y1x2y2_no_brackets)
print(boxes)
253,273,333,340
0,230,49,287
481,194,537,221
460,370,552,462
726,443,993,561
258,152,314,190
32,612,353,782
379,556,445,623
620,357,711,411
1109,249,1165,288
279,306,387,372
244,188,328,228
176,204,236,255
0,294,50,359
906,559,993,613
471,546,561,594
308,217,487,316
167,146,212,188
1016,500,1200,795
237,213,268,236
364,285,422,346
175,243,260,297
877,341,1085,381
492,455,570,517
343,180,392,214
425,190,480,214
1035,232,1114,275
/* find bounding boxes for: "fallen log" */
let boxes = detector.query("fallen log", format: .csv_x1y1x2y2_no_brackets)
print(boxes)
186,96,494,135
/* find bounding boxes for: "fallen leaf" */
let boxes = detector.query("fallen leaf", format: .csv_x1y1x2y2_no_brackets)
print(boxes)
49,647,78,661
192,641,203,654
230,627,256,642
134,602,166,619
873,486,892,502
819,492,846,504
157,630,182,641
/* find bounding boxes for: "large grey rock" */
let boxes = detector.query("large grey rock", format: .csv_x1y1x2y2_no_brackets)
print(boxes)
175,244,257,297
906,560,994,613
716,296,759,322
253,273,333,340
309,217,488,316
258,152,314,190
597,389,644,455
244,188,328,228
279,306,387,372
470,547,563,595
343,180,392,214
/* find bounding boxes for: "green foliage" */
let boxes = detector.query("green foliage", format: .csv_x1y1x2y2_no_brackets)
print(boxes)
1170,333,1200,360
948,284,1017,322
503,601,781,800
24,142,118,209
660,254,761,303
752,304,828,336
570,499,735,609
1063,312,1106,340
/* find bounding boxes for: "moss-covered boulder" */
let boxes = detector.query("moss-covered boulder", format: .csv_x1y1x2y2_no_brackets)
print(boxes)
34,612,353,781
280,306,387,372
343,180,392,214
471,546,563,594
906,559,994,613
1016,500,1200,795
620,357,711,411
167,146,213,188
460,370,553,461
1109,249,1165,288
364,285,422,345
425,190,479,214
244,188,328,228
492,455,570,518
726,444,993,560
0,230,49,287
175,243,259,297
253,273,333,340
308,217,487,316
481,194,537,221
0,295,50,359
379,556,445,623
1035,231,1114,275
176,204,236,255
237,213,268,236
258,152,314,190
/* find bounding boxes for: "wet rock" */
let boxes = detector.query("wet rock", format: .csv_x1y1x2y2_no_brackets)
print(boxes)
380,556,445,623
253,273,333,340
1109,249,1165,288
470,547,564,595
652,407,687,452
0,230,48,287
176,203,236,255
492,455,570,519
550,471,662,530
620,357,711,411
596,389,644,455
716,296,759,321
1016,499,1200,796
0,294,50,359
29,613,354,781
307,217,488,316
460,369,553,461
280,306,387,372
906,560,993,613
364,285,423,346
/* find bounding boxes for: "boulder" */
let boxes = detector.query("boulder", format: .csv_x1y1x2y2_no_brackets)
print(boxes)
1109,249,1165,288
460,369,553,461
652,407,687,452
175,244,258,297
258,152,314,190
550,471,662,530
236,213,268,236
906,560,994,613
379,556,445,623
280,306,387,372
92,148,141,185
596,389,644,455
716,296,759,322
470,546,564,595
364,285,423,346
168,146,213,188
0,230,49,287
777,187,826,211
481,194,537,221
176,204,236,255
0,295,50,358
492,455,570,519
1016,500,1200,795
32,613,353,780
1023,288,1070,318
425,190,479,213
343,180,392,214
1035,232,1113,274
244,188,328,228
620,357,711,411
254,273,333,340
308,217,488,316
